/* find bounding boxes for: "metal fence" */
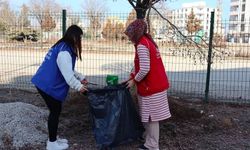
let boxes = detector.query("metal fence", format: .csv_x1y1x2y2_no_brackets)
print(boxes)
0,10,249,103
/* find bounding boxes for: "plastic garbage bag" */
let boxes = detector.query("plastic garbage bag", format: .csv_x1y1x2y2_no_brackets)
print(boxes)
87,84,144,149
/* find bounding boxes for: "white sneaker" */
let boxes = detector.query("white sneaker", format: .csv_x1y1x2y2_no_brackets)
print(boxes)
47,137,68,144
57,136,68,143
46,140,69,150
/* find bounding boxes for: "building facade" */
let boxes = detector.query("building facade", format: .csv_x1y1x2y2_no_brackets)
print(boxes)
171,1,222,39
228,0,250,43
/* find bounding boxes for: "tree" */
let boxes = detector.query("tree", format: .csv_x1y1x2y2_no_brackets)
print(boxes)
115,22,125,40
186,9,202,35
213,33,226,47
41,13,56,32
125,9,136,28
126,0,169,19
102,18,125,40
102,19,112,39
125,0,175,37
82,0,106,38
125,9,159,38
114,0,228,64
18,4,30,31
0,1,16,32
0,0,4,31
68,15,80,25
29,0,60,31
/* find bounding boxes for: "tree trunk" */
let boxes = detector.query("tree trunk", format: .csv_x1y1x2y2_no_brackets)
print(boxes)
129,0,151,19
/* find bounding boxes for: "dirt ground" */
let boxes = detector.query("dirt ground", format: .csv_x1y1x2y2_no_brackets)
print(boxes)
0,88,250,150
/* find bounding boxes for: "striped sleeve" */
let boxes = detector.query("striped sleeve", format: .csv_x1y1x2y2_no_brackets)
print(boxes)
134,44,150,82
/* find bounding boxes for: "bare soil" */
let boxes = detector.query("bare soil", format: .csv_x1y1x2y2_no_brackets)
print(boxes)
0,88,250,150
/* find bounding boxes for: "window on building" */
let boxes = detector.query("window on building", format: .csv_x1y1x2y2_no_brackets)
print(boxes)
230,6,239,11
229,15,238,21
242,4,245,11
241,24,245,32
241,14,245,22
229,24,237,30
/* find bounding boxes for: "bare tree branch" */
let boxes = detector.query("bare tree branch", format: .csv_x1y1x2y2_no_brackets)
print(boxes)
152,0,161,5
82,0,106,38
29,0,60,31
125,0,228,64
128,0,136,9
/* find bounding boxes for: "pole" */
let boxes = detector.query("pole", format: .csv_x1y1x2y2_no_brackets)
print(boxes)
62,9,66,36
205,11,215,102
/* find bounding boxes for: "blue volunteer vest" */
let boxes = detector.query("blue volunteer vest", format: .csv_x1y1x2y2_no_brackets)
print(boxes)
31,42,76,101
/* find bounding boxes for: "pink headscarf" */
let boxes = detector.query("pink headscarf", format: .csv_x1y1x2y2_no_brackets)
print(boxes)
124,19,158,48
124,19,147,44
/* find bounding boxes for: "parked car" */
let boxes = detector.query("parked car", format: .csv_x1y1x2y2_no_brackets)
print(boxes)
11,32,39,42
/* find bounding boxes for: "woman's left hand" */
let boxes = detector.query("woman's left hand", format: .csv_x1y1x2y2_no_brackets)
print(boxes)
126,79,135,88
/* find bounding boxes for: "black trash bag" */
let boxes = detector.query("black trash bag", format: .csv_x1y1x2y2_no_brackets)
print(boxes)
87,84,144,149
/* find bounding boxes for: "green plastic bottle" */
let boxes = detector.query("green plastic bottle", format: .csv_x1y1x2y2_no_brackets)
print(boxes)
106,75,119,86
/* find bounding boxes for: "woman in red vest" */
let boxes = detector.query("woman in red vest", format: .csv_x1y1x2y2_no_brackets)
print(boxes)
124,19,171,150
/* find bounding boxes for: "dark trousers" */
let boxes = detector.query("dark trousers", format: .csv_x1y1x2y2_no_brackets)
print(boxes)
36,87,62,142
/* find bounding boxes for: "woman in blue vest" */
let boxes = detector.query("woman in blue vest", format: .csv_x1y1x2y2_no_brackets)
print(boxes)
31,25,88,150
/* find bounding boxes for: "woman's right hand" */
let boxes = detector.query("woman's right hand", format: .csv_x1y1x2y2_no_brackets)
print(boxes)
126,79,135,88
79,85,88,93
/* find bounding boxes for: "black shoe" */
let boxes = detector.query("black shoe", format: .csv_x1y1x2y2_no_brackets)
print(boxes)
138,144,149,150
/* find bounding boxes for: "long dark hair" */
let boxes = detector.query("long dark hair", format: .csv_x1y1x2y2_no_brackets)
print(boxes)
53,25,83,60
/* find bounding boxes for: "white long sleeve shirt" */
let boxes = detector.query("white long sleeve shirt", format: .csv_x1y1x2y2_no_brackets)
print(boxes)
56,51,85,91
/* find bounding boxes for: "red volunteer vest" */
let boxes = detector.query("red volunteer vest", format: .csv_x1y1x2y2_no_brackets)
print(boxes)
133,36,170,96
